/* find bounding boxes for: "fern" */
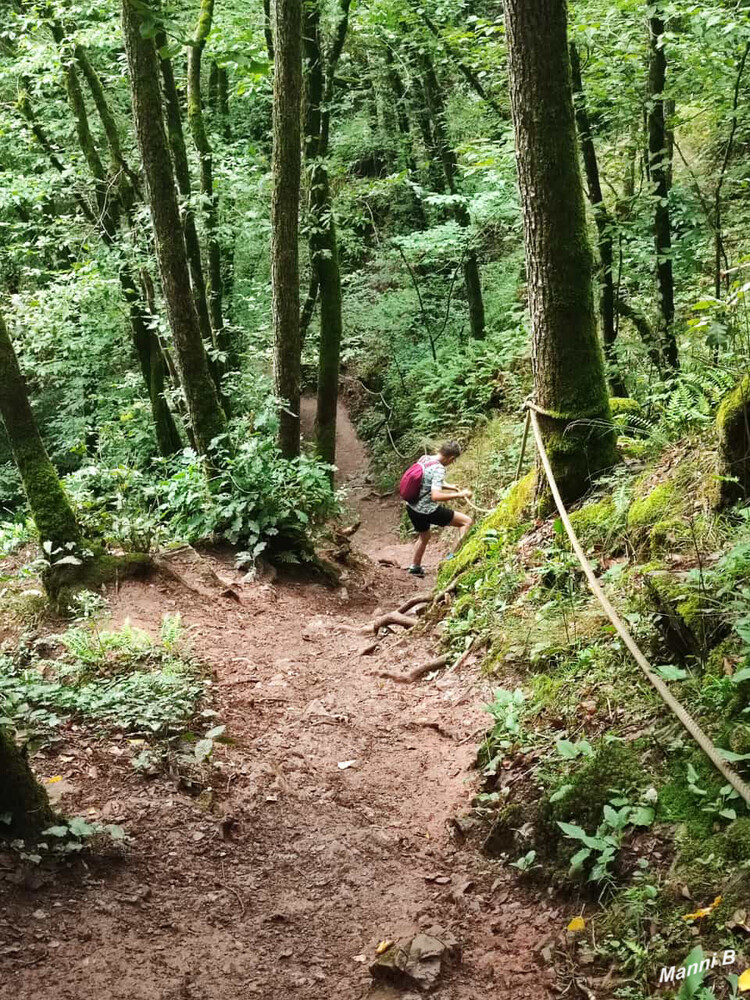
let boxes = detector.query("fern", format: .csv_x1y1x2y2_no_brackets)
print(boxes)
159,613,183,653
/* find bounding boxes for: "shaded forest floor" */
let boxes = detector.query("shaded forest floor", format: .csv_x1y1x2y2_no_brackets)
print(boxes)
0,406,568,999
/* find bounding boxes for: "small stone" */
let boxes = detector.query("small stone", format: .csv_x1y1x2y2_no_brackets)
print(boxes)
370,927,460,991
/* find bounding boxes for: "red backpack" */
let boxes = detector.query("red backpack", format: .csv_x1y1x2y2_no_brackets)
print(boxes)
399,457,439,503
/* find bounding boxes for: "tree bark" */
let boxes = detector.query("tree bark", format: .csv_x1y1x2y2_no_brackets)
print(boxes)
122,0,226,457
0,726,55,838
156,34,215,360
0,308,82,553
421,55,485,340
648,13,679,371
187,0,226,364
271,0,302,458
304,0,348,469
504,0,617,504
569,42,628,398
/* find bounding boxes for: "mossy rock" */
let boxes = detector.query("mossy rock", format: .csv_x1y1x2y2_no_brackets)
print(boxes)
725,818,750,861
439,470,535,583
717,374,750,507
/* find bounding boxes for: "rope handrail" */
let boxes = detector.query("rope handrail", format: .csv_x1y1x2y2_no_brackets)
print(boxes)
527,407,750,807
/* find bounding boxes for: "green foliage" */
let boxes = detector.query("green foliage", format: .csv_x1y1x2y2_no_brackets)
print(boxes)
62,410,338,559
0,614,206,738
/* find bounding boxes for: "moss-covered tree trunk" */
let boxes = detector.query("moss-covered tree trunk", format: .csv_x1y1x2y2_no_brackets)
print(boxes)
504,0,617,504
271,0,302,458
421,54,485,340
122,0,226,457
187,0,227,375
304,0,349,469
0,727,55,838
717,376,750,506
0,309,82,553
156,32,215,365
569,42,628,399
648,12,679,372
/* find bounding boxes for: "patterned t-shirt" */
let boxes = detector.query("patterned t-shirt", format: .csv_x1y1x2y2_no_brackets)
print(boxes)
408,456,446,514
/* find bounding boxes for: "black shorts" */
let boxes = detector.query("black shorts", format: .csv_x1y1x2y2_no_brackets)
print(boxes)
406,504,454,533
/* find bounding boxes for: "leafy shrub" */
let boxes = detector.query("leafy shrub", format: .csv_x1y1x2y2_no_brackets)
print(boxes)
63,409,338,560
0,615,206,737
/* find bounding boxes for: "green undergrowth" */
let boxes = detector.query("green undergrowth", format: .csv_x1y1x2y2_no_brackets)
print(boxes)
439,427,750,996
0,606,227,795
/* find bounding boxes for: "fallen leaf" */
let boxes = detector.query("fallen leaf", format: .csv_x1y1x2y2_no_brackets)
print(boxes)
337,760,357,770
46,776,62,784
567,916,586,933
739,968,750,992
375,940,393,956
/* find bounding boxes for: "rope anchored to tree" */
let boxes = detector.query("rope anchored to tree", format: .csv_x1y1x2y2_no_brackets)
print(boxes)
527,407,750,808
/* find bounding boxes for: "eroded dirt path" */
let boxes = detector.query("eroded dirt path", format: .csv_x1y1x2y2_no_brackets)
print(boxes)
1,408,562,999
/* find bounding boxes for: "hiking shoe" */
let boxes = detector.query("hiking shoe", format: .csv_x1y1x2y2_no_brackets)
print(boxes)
408,564,425,577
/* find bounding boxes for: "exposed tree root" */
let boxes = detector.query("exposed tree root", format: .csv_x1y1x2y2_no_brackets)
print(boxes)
378,655,450,684
355,611,418,634
378,636,483,685
355,579,459,633
152,555,215,600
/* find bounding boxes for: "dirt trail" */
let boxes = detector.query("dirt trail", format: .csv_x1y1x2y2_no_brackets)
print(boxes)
1,407,562,999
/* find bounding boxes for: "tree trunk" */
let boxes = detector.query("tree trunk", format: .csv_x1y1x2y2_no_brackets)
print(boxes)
156,35,215,360
384,50,427,227
271,0,302,458
421,55,485,340
569,42,628,398
122,0,226,457
0,309,82,553
504,0,617,504
648,13,679,371
0,726,55,838
304,1,348,469
119,269,183,456
187,0,226,365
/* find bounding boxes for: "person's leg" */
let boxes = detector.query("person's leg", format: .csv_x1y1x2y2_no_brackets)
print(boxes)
450,510,473,541
412,530,430,568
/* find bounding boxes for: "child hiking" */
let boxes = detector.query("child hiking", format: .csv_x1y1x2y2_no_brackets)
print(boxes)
399,441,473,577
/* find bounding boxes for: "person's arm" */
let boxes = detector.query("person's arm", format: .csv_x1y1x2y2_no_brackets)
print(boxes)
432,484,471,502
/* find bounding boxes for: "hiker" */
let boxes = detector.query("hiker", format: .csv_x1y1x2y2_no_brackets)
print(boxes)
400,441,473,577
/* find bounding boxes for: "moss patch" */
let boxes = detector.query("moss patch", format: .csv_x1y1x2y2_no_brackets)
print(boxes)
609,397,643,417
440,469,535,582
569,496,620,551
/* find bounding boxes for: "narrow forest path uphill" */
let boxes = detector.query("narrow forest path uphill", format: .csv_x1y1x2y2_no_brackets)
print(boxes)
3,406,563,1000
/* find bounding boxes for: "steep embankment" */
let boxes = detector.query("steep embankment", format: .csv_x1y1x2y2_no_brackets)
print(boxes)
439,412,750,995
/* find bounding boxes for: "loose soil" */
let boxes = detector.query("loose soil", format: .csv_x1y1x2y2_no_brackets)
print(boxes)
1,407,564,999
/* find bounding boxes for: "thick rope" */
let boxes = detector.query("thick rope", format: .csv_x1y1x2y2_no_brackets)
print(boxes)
528,408,750,807
524,396,610,422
